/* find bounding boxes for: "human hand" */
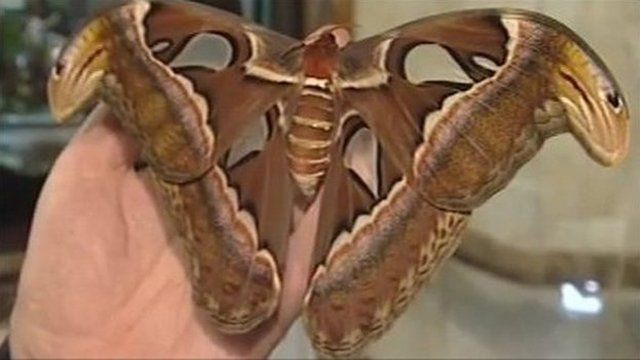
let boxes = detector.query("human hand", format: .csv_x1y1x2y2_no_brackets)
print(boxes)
9,105,319,358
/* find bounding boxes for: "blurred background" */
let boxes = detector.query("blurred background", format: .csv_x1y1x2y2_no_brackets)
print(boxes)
0,0,638,358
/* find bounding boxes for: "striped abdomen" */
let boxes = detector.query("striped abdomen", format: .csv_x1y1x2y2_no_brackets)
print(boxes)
287,86,335,197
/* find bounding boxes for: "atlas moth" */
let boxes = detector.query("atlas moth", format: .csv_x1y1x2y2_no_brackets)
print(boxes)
48,0,629,356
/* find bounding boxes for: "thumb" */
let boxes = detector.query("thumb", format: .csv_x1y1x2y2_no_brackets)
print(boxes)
60,103,139,176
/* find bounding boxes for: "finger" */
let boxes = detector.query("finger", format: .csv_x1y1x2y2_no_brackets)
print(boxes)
278,195,323,321
61,103,139,175
243,195,323,354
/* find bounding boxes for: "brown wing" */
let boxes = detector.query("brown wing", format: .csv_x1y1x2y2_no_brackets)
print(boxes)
304,114,470,356
47,0,300,333
303,8,630,357
154,106,293,333
49,0,299,182
338,8,629,212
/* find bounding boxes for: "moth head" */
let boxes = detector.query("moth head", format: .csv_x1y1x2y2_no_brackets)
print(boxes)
554,58,630,167
48,16,112,122
303,24,352,49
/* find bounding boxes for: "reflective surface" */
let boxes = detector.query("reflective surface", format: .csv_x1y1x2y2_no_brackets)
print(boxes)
274,260,639,358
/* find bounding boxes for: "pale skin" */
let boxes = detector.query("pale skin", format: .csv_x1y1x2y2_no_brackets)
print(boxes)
9,104,321,358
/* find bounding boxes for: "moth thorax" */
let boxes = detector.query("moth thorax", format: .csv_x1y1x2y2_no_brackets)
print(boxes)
287,87,335,197
302,40,340,78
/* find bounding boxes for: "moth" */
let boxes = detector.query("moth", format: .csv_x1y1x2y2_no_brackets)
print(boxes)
48,0,629,356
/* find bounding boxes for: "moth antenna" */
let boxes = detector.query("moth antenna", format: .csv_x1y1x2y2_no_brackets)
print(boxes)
281,42,305,59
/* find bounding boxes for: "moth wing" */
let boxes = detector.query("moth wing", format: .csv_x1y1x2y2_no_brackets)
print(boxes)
134,1,300,332
303,114,470,357
155,106,294,333
339,8,630,211
138,0,301,178
48,0,300,333
304,8,629,356
49,0,300,182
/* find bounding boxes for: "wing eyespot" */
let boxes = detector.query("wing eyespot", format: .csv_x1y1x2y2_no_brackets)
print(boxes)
471,55,500,72
403,44,473,85
225,114,270,170
53,59,65,76
150,40,171,53
170,33,234,71
343,126,379,198
606,91,622,110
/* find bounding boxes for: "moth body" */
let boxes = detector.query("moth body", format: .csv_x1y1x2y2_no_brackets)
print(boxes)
288,86,335,197
287,26,350,197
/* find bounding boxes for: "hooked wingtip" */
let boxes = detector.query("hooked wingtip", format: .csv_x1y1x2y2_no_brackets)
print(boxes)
47,15,112,123
563,99,630,167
